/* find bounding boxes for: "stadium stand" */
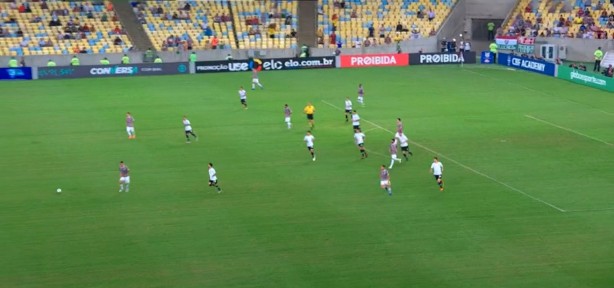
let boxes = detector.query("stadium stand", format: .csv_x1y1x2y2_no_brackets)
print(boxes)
229,0,298,49
0,1,133,56
317,0,457,48
504,0,614,39
135,0,235,51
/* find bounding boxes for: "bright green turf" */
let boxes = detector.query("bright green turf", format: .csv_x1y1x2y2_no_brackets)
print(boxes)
0,65,613,288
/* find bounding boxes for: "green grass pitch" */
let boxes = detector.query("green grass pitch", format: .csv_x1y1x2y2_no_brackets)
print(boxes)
1,65,613,287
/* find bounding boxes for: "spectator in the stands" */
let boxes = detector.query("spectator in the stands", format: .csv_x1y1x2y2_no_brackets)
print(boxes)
384,33,392,44
329,31,336,45
396,22,403,32
114,36,122,45
379,24,386,38
363,38,371,47
183,2,191,11
16,28,23,37
41,0,48,10
428,10,435,21
603,65,613,77
368,24,374,38
113,25,122,35
211,35,218,49
204,25,213,36
86,10,93,19
350,8,357,18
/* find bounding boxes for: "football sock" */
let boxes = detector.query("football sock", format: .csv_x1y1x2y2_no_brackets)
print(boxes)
251,83,255,89
125,183,129,192
119,184,124,191
389,159,395,168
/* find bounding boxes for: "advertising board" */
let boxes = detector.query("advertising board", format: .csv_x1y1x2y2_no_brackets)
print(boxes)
38,63,189,79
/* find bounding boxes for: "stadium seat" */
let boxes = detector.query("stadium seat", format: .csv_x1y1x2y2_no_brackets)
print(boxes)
0,1,133,56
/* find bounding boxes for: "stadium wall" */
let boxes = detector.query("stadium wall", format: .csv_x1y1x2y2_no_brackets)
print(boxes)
0,49,296,67
309,37,438,57
536,38,614,62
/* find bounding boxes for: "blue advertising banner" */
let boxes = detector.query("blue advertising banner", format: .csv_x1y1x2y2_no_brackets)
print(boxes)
0,67,33,80
38,63,189,79
497,53,556,77
481,51,494,64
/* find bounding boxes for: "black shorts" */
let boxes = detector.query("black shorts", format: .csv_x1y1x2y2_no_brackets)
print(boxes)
401,146,409,151
357,143,364,147
185,130,193,134
307,146,313,151
345,109,352,114
209,180,217,185
434,175,442,181
353,125,360,130
306,114,314,120
240,99,246,104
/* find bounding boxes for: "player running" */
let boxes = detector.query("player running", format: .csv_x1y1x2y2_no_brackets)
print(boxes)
208,162,222,193
380,165,392,196
126,112,136,139
357,84,364,106
351,110,361,130
344,97,353,122
304,130,316,161
430,157,444,191
119,161,130,192
354,128,368,159
251,68,264,90
388,138,402,169
239,86,248,110
183,116,198,143
395,131,413,160
284,104,292,129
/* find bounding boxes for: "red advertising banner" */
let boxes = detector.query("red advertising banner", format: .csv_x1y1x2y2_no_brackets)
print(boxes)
339,53,409,68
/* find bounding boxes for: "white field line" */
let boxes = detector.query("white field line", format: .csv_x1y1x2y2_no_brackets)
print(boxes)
362,127,380,133
565,207,614,213
525,115,613,146
463,68,614,116
322,100,567,213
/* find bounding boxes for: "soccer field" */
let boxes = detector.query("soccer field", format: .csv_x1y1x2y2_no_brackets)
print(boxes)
1,65,613,287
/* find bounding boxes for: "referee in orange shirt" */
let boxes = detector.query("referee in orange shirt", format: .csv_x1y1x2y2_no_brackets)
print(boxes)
304,102,315,129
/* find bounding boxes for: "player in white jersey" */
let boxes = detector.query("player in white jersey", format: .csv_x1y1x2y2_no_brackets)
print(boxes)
238,86,248,110
304,130,316,161
388,138,402,169
380,165,392,196
351,110,361,130
208,162,222,193
430,157,444,191
283,104,292,129
354,128,368,159
251,69,264,90
183,116,198,143
344,97,353,122
119,161,130,192
357,84,364,106
395,132,413,160
126,112,136,139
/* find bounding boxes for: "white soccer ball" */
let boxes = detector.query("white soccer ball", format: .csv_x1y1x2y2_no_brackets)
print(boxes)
56,188,62,193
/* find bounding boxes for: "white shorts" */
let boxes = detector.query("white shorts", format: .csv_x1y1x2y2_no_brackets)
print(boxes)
285,117,291,123
358,96,363,100
391,154,397,159
252,78,260,84
184,126,192,132
120,176,130,184
380,180,390,186
126,127,135,134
